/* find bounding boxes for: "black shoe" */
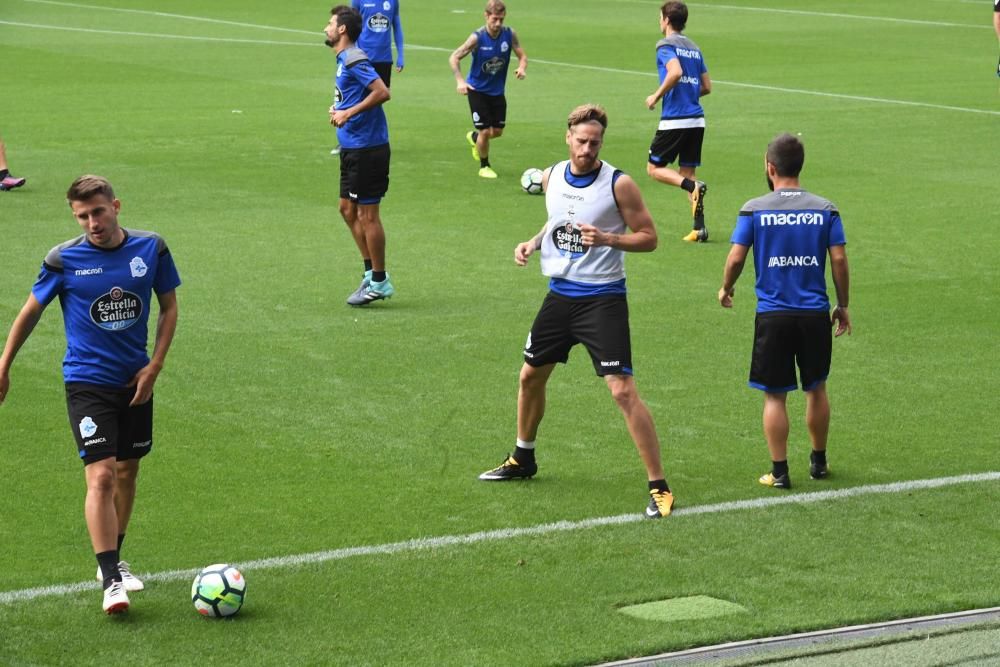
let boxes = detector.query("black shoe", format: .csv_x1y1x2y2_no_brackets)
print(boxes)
809,461,829,480
478,454,537,480
759,472,791,489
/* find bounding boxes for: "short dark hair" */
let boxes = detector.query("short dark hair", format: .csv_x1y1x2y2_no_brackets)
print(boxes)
485,0,506,14
331,5,362,42
661,2,688,31
766,133,806,178
567,104,608,133
67,175,115,203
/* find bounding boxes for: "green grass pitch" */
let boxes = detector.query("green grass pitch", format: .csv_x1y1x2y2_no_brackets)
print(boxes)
1,0,998,664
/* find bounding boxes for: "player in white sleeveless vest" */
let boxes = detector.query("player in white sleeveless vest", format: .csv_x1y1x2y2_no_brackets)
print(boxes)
479,104,676,519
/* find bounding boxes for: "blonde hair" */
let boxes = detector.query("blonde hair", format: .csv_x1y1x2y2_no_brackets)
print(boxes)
485,0,506,14
566,104,608,132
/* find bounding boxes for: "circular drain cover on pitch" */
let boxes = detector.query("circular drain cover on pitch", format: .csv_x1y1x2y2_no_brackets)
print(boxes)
618,595,747,622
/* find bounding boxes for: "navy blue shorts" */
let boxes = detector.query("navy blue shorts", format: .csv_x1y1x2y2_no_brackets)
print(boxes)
749,311,832,393
65,383,153,465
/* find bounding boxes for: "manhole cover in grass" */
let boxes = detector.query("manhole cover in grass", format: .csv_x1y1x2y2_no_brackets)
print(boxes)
619,595,747,622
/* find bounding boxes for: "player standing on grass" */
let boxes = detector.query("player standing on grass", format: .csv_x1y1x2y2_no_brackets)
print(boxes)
719,133,851,490
333,0,404,155
449,0,527,180
325,5,395,305
479,104,675,519
645,1,711,242
0,175,180,614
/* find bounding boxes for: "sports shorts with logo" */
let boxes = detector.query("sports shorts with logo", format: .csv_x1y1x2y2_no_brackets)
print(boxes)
749,311,832,393
524,292,633,376
65,383,153,465
467,90,507,130
372,62,392,87
339,143,391,204
648,127,705,168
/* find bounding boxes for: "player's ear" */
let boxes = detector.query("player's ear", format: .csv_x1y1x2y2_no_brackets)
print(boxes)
112,198,122,214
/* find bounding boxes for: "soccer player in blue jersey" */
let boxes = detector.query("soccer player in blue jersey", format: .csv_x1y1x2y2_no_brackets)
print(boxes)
325,5,395,305
719,134,851,490
645,2,711,242
479,104,675,519
332,0,404,155
0,175,180,614
0,134,27,191
449,0,528,179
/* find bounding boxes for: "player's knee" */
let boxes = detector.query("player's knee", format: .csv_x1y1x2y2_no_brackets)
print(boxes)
338,200,355,220
607,377,639,407
519,364,545,389
86,465,116,494
646,161,657,177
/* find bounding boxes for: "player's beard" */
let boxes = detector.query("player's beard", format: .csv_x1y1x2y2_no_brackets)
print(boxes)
324,37,336,48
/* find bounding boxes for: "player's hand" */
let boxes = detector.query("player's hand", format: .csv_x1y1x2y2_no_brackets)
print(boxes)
127,362,161,406
718,287,734,308
645,94,658,110
330,109,351,127
577,223,603,247
457,82,472,95
832,305,852,337
514,241,536,266
515,67,526,80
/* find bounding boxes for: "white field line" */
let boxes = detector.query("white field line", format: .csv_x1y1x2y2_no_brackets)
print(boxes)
1,472,998,606
20,0,990,32
3,21,997,118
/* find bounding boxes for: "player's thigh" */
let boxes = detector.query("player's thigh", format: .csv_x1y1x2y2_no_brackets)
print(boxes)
354,144,391,203
677,127,705,168
65,384,126,465
339,148,362,201
117,389,154,462
749,313,799,392
524,293,575,367
571,297,634,376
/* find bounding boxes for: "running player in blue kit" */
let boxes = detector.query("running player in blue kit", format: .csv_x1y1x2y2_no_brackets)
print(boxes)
645,1,712,242
0,175,180,614
326,5,395,305
479,105,675,519
719,134,852,490
449,0,528,179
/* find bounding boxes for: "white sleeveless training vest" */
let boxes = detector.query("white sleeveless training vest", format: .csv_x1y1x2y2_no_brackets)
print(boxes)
539,160,626,285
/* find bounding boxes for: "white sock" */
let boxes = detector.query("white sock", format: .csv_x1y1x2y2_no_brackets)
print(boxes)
516,439,535,450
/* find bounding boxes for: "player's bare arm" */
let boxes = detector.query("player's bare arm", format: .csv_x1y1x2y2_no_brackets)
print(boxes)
128,290,178,406
449,34,479,93
0,294,47,405
829,244,851,337
579,175,657,251
511,30,527,79
699,71,712,96
331,77,390,127
646,58,682,109
719,244,749,308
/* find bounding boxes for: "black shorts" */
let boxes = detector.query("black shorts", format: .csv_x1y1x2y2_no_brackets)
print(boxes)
523,293,633,376
749,311,832,393
648,127,705,168
372,62,392,87
467,90,507,130
65,383,153,465
339,143,390,204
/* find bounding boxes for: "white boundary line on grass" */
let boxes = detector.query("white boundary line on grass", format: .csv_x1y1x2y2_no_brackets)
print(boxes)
1,472,998,606
3,21,998,118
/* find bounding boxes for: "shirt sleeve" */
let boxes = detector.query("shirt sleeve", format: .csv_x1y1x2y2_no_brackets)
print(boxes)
349,59,380,89
731,210,754,246
31,263,65,306
828,211,846,247
154,246,182,294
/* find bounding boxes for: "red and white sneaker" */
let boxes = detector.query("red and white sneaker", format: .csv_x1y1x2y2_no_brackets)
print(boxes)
96,561,144,592
102,581,130,614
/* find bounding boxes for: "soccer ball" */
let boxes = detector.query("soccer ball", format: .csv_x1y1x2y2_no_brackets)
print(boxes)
192,564,246,618
520,168,544,195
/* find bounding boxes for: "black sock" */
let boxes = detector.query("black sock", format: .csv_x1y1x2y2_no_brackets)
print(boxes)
480,158,490,169
810,450,827,466
96,550,121,588
680,178,696,193
513,445,535,464
371,270,386,283
472,131,479,143
772,460,789,478
648,479,670,493
117,533,125,553
363,259,373,273
0,169,8,179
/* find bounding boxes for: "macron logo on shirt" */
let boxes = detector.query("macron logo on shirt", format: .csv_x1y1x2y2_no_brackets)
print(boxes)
759,212,825,227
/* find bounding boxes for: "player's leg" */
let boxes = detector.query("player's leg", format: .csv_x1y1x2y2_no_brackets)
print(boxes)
762,391,790,472
750,314,797,488
474,94,505,178
517,361,555,443
84,457,130,613
804,383,830,479
354,145,393,303
604,374,664,480
0,137,26,191
798,313,833,479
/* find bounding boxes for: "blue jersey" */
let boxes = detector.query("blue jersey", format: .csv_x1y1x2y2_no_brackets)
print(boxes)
730,189,846,313
352,0,403,66
466,26,513,97
334,46,389,149
656,33,707,124
31,229,182,387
